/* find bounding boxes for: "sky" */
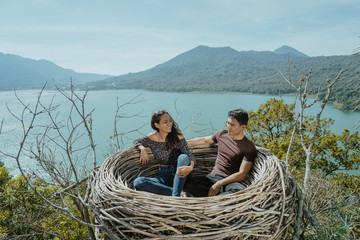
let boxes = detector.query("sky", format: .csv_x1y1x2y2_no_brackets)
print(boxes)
1,0,359,76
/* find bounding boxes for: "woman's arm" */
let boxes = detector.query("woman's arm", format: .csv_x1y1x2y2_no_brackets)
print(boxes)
187,136,215,146
137,145,150,166
134,136,150,166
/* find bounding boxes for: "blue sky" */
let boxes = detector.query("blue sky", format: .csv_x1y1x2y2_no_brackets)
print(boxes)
1,0,359,75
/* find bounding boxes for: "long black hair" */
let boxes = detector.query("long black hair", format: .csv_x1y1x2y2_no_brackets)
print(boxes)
151,109,182,151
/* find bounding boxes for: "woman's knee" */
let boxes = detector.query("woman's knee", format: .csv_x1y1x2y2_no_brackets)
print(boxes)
133,177,146,189
177,154,190,166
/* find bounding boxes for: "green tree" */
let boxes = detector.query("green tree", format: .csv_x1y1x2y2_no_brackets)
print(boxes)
0,166,89,239
247,98,360,176
313,129,360,176
247,98,360,238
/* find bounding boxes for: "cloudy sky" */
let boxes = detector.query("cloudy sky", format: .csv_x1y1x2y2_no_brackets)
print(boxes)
1,0,359,75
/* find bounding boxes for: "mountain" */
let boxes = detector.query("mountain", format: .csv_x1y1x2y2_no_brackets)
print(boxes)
274,45,309,58
85,45,359,96
0,52,112,90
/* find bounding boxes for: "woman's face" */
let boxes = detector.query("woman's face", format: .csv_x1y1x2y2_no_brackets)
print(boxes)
155,113,173,133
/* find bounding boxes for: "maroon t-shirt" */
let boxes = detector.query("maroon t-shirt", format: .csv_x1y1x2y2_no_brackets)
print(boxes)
210,130,257,177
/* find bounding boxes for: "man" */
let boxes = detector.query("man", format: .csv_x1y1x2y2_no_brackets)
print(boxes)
185,108,257,197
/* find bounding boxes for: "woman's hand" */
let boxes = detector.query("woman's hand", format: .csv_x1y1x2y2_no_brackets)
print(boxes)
139,148,149,166
177,165,193,178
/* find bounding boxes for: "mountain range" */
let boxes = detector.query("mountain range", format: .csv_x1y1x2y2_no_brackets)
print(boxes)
84,45,359,97
0,52,112,90
1,45,359,110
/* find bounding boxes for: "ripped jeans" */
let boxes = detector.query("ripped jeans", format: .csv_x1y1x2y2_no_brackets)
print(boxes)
133,154,190,197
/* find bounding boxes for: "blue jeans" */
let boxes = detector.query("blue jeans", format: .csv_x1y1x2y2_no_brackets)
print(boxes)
133,154,190,197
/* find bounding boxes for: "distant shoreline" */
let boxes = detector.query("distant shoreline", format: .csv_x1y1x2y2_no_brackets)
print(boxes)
0,87,354,112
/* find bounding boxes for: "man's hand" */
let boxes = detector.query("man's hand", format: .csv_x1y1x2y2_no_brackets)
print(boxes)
208,182,222,197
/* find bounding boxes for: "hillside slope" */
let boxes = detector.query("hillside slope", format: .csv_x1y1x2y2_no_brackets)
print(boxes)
85,45,359,96
0,52,112,89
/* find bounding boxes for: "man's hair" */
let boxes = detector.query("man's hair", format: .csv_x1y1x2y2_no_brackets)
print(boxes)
228,108,249,125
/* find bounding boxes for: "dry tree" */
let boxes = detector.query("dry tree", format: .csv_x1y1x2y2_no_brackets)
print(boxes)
0,83,146,239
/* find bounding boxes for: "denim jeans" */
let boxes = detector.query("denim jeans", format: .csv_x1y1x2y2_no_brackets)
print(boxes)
133,154,190,197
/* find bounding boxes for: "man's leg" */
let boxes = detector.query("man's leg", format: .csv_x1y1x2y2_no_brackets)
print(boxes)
184,174,225,197
218,181,246,195
183,175,212,197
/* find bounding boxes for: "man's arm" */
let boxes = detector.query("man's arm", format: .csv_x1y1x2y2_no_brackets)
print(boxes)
208,160,253,196
187,136,215,146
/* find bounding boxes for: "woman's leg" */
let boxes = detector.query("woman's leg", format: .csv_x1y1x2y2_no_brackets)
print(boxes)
172,154,190,196
133,176,173,196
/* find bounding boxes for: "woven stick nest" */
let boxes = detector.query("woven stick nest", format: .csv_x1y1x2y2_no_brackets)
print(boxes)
89,145,299,240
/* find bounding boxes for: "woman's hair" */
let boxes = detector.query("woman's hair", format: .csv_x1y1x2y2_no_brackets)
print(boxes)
151,109,182,151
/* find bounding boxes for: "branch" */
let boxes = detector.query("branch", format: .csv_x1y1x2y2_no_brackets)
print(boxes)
292,69,346,240
112,94,145,151
285,112,299,175
0,118,3,134
4,83,102,238
55,174,91,196
303,205,322,233
280,70,297,90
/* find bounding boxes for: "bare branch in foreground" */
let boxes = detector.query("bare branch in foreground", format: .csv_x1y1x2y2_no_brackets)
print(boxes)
1,84,101,240
112,94,146,152
289,69,346,240
0,118,3,134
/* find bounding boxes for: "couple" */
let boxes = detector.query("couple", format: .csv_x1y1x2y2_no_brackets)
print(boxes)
133,108,257,197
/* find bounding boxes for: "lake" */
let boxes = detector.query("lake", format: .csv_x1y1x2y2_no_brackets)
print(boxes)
1,89,360,176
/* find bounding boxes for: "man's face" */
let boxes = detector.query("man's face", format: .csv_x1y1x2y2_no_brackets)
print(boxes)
225,117,245,137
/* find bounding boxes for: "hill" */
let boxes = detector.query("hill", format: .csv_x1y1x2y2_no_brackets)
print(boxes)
84,45,360,111
274,45,309,58
0,52,112,90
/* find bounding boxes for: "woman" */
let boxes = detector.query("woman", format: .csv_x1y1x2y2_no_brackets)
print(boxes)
133,109,195,197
